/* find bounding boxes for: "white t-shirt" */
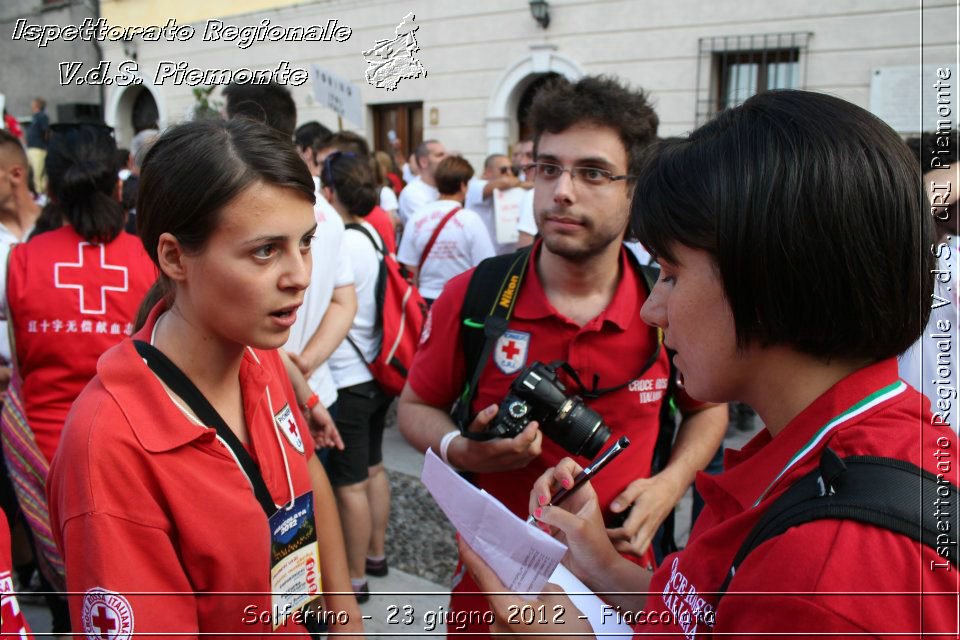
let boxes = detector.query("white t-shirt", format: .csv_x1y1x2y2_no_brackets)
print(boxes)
465,178,522,255
899,236,960,433
379,186,399,214
0,221,33,366
397,199,495,299
624,241,654,266
401,163,415,184
284,188,354,407
397,176,438,225
516,188,537,236
328,221,383,390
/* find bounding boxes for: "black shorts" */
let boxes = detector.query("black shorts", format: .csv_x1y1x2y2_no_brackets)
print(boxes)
326,381,392,487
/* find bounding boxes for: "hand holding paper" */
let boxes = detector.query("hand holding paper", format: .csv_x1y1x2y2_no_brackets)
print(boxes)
422,449,633,637
421,448,566,595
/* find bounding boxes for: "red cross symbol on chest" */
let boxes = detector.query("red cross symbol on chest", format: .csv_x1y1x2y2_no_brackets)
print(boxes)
501,340,522,360
91,604,117,638
54,242,129,314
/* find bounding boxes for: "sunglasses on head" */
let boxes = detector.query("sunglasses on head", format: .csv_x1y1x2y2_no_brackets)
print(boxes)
322,150,357,189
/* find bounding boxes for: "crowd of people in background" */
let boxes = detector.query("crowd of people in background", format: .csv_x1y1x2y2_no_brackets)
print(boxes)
0,73,954,638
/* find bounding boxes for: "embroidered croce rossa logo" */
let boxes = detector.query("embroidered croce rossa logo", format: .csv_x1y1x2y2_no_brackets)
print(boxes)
275,403,305,454
81,587,134,640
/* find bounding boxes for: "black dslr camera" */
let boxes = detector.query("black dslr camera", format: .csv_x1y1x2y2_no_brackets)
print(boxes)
489,361,611,458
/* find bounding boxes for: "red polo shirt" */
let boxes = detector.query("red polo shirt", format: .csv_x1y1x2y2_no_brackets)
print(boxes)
409,242,679,638
1,510,33,638
7,226,156,462
47,302,316,637
410,242,671,520
637,359,957,637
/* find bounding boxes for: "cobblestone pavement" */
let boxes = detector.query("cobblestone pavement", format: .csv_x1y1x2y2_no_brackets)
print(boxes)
384,470,457,586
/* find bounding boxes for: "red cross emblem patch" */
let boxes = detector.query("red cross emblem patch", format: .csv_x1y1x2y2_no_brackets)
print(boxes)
275,403,305,453
494,330,530,375
81,588,134,639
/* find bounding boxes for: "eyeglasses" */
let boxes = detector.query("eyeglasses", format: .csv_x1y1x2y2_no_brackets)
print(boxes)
523,162,636,186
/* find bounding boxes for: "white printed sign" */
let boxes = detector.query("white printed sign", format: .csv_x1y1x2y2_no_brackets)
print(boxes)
311,65,363,127
493,187,526,245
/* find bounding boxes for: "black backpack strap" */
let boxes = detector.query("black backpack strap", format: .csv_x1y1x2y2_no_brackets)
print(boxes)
717,448,960,600
652,349,681,558
450,246,533,432
345,222,386,257
133,340,278,518
345,221,388,342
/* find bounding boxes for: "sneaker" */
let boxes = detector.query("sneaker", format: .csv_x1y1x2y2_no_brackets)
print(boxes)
354,581,370,604
365,556,389,577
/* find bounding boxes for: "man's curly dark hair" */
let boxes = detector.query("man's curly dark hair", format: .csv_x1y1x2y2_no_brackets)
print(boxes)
526,75,659,175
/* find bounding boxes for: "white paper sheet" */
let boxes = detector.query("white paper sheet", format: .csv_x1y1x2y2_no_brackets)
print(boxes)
421,448,567,596
493,187,526,244
548,564,634,638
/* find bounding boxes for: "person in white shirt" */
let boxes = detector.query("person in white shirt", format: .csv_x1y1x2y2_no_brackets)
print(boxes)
511,138,534,180
294,121,332,179
899,134,959,433
397,156,495,303
516,187,537,247
379,185,398,219
464,153,533,254
284,190,357,425
321,151,394,601
397,139,446,225
0,130,41,389
373,150,400,223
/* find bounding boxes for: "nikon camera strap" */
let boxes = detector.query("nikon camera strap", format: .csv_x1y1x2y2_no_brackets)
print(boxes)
450,246,533,431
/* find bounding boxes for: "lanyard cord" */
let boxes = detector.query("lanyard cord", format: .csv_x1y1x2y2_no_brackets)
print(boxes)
752,380,907,507
144,316,296,513
163,386,294,511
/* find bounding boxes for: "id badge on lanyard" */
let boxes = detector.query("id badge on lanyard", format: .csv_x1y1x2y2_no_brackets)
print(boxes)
269,492,322,629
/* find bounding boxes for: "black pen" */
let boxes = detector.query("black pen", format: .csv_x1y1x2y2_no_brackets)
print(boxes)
527,436,631,524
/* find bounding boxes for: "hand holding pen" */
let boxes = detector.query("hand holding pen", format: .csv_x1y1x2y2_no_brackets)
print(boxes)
527,436,630,525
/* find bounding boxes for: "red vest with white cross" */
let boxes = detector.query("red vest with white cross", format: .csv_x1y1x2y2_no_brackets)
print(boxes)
7,226,156,462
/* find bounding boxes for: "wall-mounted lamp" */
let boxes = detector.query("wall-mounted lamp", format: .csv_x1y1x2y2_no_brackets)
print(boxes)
529,0,550,29
122,37,138,61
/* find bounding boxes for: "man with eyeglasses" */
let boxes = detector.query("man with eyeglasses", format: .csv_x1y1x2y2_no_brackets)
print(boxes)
398,75,727,639
464,153,532,254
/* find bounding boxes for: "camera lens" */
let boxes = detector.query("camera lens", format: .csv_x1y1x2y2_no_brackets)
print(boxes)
547,402,611,458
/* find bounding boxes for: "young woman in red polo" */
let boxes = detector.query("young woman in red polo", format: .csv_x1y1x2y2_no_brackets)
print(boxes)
460,90,957,637
46,118,362,638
